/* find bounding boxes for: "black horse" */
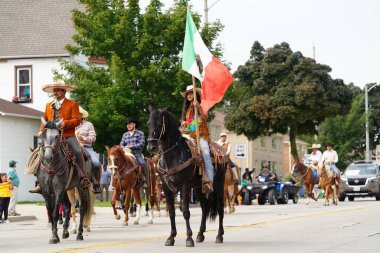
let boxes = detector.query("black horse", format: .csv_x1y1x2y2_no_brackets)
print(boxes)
147,108,227,247
37,118,93,244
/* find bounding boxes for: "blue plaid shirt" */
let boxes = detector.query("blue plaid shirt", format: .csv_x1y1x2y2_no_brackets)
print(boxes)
120,130,145,154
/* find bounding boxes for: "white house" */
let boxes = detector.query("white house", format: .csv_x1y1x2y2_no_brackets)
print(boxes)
0,0,84,111
0,99,44,201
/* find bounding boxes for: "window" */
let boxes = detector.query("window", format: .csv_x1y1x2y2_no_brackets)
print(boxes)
271,161,277,172
15,66,32,102
272,137,277,150
260,137,266,149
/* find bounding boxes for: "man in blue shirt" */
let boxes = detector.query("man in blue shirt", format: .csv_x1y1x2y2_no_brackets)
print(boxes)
120,118,148,187
7,160,20,216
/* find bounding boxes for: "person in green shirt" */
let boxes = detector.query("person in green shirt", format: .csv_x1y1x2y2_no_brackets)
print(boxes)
7,160,20,216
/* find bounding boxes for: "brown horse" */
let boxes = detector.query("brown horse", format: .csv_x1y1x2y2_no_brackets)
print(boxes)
291,161,318,205
318,162,339,206
224,165,241,213
106,145,156,225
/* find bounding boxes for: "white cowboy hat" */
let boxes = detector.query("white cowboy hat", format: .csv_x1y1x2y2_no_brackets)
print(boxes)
79,106,89,118
42,80,77,93
220,132,227,137
180,85,202,97
309,143,321,149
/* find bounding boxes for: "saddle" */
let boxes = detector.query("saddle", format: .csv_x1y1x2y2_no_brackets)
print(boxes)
121,148,145,184
184,138,229,167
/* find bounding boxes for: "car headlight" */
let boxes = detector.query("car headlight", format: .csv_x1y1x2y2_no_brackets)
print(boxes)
368,176,378,182
262,185,268,190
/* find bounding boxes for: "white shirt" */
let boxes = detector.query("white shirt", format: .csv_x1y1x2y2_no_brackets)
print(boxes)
321,149,338,164
216,140,231,156
309,150,322,163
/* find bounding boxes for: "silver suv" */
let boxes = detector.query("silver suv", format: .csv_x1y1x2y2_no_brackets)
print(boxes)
339,161,380,201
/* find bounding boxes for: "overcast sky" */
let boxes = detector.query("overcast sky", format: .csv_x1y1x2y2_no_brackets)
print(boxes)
141,0,380,88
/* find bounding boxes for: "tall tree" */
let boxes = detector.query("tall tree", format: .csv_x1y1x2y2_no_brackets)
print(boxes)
56,0,224,151
225,41,353,160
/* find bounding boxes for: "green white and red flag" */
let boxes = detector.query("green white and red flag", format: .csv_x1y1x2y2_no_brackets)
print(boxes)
182,9,233,114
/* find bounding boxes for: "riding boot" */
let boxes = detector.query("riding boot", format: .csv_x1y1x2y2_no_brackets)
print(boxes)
141,165,148,188
230,166,240,185
29,181,42,194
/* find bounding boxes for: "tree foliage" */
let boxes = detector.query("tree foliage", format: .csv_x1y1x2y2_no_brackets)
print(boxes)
225,41,353,160
56,0,224,151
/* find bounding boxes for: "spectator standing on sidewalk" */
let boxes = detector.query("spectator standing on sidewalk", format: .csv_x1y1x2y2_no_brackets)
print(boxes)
100,166,111,201
7,160,20,216
0,173,14,223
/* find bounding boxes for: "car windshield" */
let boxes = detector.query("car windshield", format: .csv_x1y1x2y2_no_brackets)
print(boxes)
345,164,379,176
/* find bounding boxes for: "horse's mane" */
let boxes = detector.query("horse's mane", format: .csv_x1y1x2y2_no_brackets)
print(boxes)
44,120,60,130
113,145,135,168
161,109,182,141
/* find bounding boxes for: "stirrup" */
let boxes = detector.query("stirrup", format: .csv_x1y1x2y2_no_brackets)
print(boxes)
203,181,214,194
81,178,91,188
29,185,42,194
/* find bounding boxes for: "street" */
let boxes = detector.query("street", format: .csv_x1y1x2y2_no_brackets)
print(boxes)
1,198,380,253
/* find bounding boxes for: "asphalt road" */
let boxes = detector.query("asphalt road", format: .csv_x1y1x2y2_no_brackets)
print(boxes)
1,198,380,253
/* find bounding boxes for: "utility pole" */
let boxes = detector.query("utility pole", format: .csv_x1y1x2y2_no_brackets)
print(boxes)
204,0,222,25
365,84,379,161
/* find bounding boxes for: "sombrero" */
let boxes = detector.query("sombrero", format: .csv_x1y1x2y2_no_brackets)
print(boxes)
309,143,321,149
79,107,89,118
180,85,202,97
42,80,77,93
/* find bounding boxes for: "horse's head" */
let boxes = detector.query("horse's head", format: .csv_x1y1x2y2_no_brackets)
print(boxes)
147,108,167,153
291,161,301,177
41,117,63,165
106,145,127,176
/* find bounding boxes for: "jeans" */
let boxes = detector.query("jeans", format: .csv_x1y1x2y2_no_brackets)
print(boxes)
83,145,101,168
0,197,10,220
328,163,340,177
100,184,110,201
133,153,148,180
200,137,214,182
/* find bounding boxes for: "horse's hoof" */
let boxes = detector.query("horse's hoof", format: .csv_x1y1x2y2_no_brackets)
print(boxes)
58,219,63,225
76,234,84,241
49,238,58,244
165,238,175,246
122,221,128,226
71,228,77,234
145,212,149,217
186,238,195,247
86,227,91,232
62,232,69,239
148,219,153,224
133,220,139,225
215,236,223,244
115,214,121,220
196,234,205,243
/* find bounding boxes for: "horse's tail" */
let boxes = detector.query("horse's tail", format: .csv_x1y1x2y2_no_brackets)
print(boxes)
83,185,94,228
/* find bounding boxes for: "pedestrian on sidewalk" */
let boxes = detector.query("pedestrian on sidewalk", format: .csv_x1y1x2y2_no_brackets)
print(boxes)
7,160,20,216
0,173,14,223
100,165,111,201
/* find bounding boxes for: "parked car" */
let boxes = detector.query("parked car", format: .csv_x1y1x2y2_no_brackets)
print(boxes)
339,161,380,201
251,177,300,205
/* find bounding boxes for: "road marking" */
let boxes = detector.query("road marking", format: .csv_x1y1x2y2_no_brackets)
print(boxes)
44,203,380,253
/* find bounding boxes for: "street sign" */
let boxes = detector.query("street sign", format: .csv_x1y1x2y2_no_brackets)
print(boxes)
235,144,247,159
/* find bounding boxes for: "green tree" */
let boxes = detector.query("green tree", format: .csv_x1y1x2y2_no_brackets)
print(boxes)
56,0,223,151
225,41,353,160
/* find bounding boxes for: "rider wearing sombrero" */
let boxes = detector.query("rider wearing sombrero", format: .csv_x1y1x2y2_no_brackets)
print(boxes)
308,143,322,182
29,80,91,193
181,85,214,193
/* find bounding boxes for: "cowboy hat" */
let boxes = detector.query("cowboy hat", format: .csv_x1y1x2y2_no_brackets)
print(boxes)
180,85,202,97
309,143,321,149
220,132,227,137
79,107,89,118
42,80,77,93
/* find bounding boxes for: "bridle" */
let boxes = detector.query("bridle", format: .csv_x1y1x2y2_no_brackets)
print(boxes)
293,161,310,178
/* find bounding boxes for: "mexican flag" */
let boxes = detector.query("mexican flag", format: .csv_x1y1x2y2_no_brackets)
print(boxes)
182,9,233,114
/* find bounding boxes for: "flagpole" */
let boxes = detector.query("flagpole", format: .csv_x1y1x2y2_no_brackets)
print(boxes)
192,75,201,154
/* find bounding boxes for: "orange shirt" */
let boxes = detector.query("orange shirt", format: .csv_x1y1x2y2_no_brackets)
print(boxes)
39,99,80,138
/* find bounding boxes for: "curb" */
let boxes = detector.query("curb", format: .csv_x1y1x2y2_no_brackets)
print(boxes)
8,215,37,222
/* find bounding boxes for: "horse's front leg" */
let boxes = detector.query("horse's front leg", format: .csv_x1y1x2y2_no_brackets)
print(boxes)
76,188,88,241
111,190,120,220
164,189,177,246
133,187,142,225
148,189,155,224
49,192,63,244
123,188,131,226
196,189,207,243
62,193,71,239
181,185,194,247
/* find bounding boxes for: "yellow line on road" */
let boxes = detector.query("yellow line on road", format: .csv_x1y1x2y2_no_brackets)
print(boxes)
44,203,380,253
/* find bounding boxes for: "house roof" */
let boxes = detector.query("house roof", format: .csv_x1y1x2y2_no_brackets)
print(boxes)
0,99,43,119
0,0,81,59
